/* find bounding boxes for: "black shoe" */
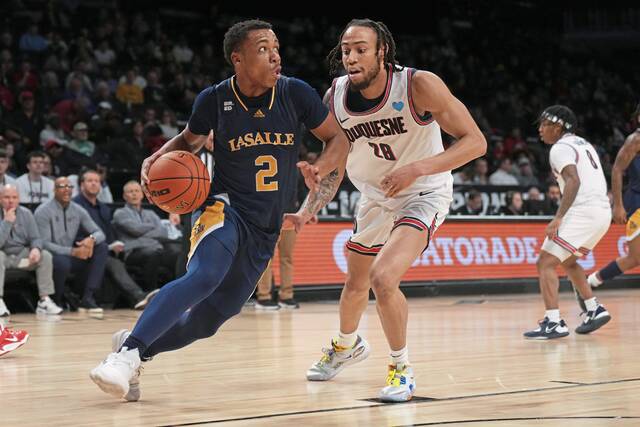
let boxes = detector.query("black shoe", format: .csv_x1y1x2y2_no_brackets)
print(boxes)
278,298,300,309
255,299,280,310
575,305,611,334
79,298,104,314
573,285,587,314
523,317,570,340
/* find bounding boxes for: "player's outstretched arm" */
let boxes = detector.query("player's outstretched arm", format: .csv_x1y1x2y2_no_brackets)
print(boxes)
380,71,486,197
140,127,209,187
611,133,640,223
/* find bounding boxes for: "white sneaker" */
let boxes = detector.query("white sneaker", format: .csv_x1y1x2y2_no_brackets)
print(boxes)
36,296,63,315
306,335,370,381
0,298,10,317
379,364,416,402
587,272,602,288
90,346,141,399
111,329,142,401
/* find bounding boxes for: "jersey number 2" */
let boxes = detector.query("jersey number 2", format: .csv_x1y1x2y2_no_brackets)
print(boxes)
255,155,278,191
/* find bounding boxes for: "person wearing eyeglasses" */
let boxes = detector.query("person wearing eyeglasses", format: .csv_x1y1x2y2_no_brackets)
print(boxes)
34,176,108,313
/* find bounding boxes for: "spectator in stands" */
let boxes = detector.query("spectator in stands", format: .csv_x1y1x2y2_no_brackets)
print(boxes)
143,69,165,107
113,181,179,290
7,90,44,151
452,189,483,215
452,167,472,185
471,158,489,185
172,35,194,64
12,59,38,92
73,170,157,310
0,184,62,317
116,69,144,108
489,157,519,186
93,40,116,67
523,186,546,215
64,59,93,93
35,176,108,313
52,96,91,133
57,122,105,175
0,149,16,186
159,109,179,139
18,24,48,54
516,157,541,187
39,113,69,148
16,151,55,204
498,191,524,215
63,76,91,101
542,184,561,215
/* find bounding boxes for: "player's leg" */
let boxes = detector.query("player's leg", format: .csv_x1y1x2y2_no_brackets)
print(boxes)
523,243,570,340
588,210,640,287
369,223,428,402
306,250,374,381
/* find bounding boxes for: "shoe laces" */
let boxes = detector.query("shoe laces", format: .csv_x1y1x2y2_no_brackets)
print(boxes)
385,365,408,387
319,346,336,364
104,350,135,369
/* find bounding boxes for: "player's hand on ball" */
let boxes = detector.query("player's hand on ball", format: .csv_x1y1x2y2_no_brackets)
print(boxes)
141,150,164,198
612,204,627,225
297,161,321,192
381,164,419,198
545,217,562,238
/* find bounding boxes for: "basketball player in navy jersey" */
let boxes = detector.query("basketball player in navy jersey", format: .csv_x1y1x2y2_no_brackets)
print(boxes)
90,19,350,401
587,103,640,288
290,19,486,401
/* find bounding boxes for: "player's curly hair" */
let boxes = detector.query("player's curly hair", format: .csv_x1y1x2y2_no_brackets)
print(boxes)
326,19,402,76
223,19,272,66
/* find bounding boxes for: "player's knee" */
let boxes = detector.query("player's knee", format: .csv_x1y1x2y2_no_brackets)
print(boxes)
536,253,557,272
344,273,369,294
369,268,395,299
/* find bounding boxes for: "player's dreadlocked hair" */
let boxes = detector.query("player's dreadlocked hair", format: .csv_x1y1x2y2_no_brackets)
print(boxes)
326,19,402,76
223,19,272,66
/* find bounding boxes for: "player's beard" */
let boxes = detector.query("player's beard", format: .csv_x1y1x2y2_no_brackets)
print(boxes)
349,58,382,92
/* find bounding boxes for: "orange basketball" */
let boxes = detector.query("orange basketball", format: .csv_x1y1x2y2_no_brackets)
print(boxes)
147,151,210,214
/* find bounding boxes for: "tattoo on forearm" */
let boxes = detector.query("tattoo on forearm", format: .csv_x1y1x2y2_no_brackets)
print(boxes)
302,168,340,216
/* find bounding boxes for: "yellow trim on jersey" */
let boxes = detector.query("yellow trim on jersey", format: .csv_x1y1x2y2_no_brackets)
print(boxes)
626,208,640,241
230,76,276,112
188,201,225,262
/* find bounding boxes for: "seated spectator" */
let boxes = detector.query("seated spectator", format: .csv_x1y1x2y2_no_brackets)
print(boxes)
113,181,180,290
452,166,472,185
57,122,106,175
116,69,144,107
452,189,483,215
471,158,489,185
68,165,113,203
0,149,16,186
39,113,69,148
542,184,561,215
489,157,519,186
73,170,157,310
523,186,546,215
159,109,179,139
16,151,55,204
35,177,108,313
498,191,524,215
516,157,540,187
18,24,48,54
7,90,44,150
0,185,62,317
143,69,165,107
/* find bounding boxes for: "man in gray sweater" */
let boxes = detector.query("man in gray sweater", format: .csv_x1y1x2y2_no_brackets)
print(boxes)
113,181,180,290
0,184,62,317
35,176,108,313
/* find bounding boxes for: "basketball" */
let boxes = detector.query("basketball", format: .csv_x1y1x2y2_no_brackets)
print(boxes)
147,151,211,214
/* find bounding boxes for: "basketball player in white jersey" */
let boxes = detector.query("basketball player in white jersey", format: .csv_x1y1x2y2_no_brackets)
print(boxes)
287,19,486,402
524,105,612,340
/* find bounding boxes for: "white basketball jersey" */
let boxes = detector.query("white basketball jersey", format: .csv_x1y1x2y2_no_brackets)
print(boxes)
549,134,609,209
331,66,453,207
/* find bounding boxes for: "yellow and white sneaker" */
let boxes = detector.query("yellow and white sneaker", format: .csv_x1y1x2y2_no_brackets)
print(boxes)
306,335,370,381
379,364,415,402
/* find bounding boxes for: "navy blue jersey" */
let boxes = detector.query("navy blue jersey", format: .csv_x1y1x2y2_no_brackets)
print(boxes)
188,76,328,235
623,131,640,214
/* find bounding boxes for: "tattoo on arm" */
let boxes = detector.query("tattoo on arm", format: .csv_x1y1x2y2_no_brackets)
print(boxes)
301,169,340,216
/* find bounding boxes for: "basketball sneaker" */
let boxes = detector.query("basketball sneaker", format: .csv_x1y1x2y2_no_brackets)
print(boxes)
36,296,63,315
523,317,570,339
0,324,29,356
90,345,141,399
306,335,370,381
0,298,10,317
255,299,280,310
111,329,142,401
278,298,300,309
379,363,416,402
575,304,611,334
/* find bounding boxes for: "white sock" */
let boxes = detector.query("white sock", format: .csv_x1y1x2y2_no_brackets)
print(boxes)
390,346,409,367
587,272,603,287
585,297,598,312
336,330,358,349
545,309,561,323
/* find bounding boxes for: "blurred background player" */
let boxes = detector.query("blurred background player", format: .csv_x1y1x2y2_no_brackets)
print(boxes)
524,105,611,340
587,103,640,288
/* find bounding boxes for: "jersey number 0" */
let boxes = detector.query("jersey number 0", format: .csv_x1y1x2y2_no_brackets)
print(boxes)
255,155,279,191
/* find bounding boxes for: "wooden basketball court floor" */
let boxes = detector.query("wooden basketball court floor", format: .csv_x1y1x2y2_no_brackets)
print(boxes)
2,289,639,426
